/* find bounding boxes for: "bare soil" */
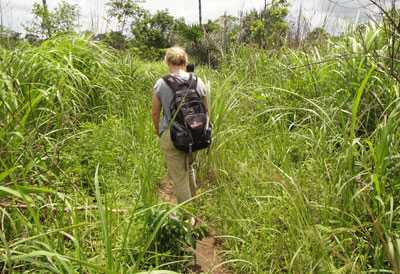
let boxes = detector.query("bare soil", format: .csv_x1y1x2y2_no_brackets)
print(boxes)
158,177,231,274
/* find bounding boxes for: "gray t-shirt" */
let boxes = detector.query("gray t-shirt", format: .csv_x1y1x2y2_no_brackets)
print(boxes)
154,73,208,135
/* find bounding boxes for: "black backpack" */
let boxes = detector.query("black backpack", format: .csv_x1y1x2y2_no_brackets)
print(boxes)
163,73,212,154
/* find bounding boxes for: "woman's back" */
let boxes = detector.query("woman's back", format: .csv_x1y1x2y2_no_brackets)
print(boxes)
153,73,208,136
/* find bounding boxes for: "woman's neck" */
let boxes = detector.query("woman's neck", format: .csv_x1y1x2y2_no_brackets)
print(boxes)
169,66,186,75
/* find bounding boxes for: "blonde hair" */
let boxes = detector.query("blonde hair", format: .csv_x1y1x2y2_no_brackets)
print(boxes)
164,46,188,66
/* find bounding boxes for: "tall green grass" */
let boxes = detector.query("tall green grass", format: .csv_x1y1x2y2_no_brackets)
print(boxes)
1,22,399,273
0,35,188,273
196,23,400,273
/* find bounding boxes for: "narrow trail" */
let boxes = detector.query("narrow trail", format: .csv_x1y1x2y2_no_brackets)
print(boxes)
158,178,231,274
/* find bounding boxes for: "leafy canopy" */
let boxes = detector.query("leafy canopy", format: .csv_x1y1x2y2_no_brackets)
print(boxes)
131,9,177,49
24,0,80,39
106,0,145,33
239,0,289,48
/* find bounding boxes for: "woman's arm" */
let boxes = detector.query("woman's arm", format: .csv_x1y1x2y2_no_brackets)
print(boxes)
151,94,161,137
197,77,209,114
203,96,209,114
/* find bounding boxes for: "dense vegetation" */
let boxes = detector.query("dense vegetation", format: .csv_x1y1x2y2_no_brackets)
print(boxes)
1,0,294,64
1,1,400,273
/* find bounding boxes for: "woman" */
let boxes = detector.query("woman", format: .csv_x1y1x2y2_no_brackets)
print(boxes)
151,47,209,204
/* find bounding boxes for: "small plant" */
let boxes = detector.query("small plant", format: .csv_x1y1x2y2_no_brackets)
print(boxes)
139,205,208,271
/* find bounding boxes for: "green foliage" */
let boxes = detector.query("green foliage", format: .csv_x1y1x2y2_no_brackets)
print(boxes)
0,27,22,49
2,9,400,273
0,35,213,273
130,46,166,61
305,27,330,44
172,21,223,66
195,21,400,272
137,206,207,270
203,20,221,33
24,0,80,39
174,22,203,45
265,0,290,47
238,0,289,48
95,31,129,50
106,0,145,33
131,10,177,49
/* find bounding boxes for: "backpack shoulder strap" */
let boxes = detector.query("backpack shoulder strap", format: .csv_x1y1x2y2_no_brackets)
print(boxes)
163,74,198,92
189,74,201,98
162,75,180,93
188,73,198,90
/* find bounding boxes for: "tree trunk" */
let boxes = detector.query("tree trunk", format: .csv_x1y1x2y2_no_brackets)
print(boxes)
263,0,268,49
198,0,202,26
0,0,3,32
295,3,302,47
223,11,228,53
42,0,52,38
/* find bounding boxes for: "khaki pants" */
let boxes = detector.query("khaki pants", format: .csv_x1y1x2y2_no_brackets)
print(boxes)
160,129,196,204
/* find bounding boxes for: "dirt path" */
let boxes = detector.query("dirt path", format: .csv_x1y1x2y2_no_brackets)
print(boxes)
158,178,231,274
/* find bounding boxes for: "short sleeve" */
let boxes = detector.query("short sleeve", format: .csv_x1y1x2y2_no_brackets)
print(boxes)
153,79,163,97
196,77,208,97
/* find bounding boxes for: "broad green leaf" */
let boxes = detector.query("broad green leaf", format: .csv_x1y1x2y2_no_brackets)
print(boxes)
0,166,20,182
0,186,33,203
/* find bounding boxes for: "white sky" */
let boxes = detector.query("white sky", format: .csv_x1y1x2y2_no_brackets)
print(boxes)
0,0,377,34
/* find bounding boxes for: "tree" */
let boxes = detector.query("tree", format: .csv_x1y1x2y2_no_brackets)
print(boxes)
238,9,262,44
106,0,145,34
365,0,400,84
54,1,80,33
40,0,52,38
263,0,289,47
25,33,40,44
0,26,21,48
198,0,202,26
306,27,329,43
24,0,80,39
174,21,203,45
239,0,289,48
94,31,128,50
131,10,176,49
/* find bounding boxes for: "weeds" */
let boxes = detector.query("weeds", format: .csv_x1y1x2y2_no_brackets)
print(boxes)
196,22,400,273
1,20,399,273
